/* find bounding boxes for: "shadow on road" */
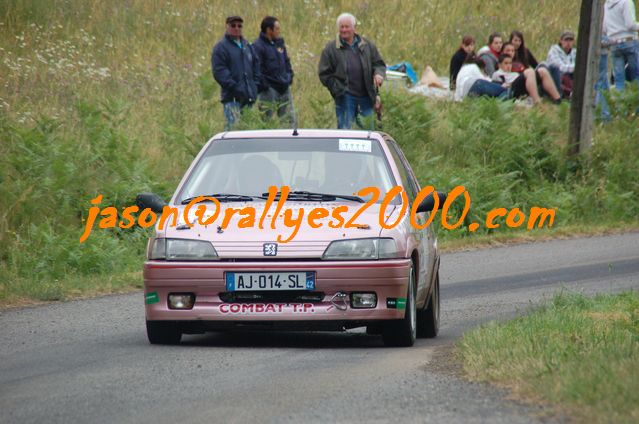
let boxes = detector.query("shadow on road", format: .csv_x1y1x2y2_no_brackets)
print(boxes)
178,329,387,348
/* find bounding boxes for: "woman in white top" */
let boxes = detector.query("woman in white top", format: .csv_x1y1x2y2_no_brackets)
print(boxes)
454,55,508,101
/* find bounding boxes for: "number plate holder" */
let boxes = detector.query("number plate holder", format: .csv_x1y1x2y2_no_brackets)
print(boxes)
225,272,315,291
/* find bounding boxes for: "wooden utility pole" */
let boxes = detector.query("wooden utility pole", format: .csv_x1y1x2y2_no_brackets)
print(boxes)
569,0,605,155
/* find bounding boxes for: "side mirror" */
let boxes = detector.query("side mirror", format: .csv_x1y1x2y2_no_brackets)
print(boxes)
136,193,167,213
415,191,447,213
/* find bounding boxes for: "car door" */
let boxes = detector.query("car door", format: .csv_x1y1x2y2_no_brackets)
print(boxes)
384,136,435,309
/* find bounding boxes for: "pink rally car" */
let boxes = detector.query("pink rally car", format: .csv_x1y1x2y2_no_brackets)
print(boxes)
137,129,443,347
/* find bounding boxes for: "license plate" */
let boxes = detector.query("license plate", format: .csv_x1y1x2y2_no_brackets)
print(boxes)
225,272,315,291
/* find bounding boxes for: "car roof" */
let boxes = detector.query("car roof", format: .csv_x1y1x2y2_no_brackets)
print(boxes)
213,129,386,141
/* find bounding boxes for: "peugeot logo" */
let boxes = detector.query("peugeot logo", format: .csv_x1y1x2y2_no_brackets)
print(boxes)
263,243,278,256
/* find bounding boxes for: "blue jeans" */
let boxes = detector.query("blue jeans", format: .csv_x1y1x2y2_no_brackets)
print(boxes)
335,93,373,129
595,49,611,121
610,40,639,90
467,79,508,98
538,63,564,97
223,101,253,131
257,87,297,127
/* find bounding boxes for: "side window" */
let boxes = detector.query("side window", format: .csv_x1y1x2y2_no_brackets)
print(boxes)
385,138,417,201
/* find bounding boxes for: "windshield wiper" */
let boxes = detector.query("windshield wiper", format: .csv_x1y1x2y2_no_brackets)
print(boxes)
181,193,257,205
260,190,365,203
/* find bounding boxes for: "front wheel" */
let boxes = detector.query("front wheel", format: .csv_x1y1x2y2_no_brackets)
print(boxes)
146,320,182,345
417,270,440,338
382,263,417,347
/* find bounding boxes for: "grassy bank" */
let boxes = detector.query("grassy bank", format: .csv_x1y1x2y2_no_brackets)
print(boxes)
458,292,639,423
1,0,639,304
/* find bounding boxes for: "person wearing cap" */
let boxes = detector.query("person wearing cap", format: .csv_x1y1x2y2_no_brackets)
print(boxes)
252,16,296,126
546,31,577,98
603,0,639,90
212,16,261,130
318,12,386,130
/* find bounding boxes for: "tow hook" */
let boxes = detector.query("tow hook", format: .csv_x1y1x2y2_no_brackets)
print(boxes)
330,292,349,311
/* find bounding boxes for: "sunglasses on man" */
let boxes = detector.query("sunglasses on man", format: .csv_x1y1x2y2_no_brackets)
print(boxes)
229,23,242,28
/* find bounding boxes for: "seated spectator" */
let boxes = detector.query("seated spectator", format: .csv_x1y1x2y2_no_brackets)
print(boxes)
546,31,577,98
454,54,507,101
492,54,542,103
509,30,539,72
502,42,562,102
449,35,476,89
477,32,503,77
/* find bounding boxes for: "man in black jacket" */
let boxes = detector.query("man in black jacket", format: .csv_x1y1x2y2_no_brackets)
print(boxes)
318,13,385,129
212,16,261,130
253,16,296,126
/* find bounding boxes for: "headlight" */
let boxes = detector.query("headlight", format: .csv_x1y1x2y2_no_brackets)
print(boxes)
322,238,401,260
148,238,219,261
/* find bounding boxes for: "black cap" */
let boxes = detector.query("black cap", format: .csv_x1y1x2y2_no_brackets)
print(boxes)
226,16,243,24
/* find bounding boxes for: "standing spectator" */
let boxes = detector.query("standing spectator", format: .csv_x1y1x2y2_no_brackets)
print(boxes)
603,0,639,90
212,15,261,130
318,13,386,129
477,32,503,77
449,35,476,90
509,30,539,72
546,31,577,98
596,35,613,121
253,16,296,126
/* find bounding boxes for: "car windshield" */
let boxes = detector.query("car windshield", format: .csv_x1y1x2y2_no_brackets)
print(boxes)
177,137,398,203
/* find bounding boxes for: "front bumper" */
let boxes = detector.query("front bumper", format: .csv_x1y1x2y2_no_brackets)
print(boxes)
144,259,411,322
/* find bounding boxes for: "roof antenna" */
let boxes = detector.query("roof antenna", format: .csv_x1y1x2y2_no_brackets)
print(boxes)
292,102,299,136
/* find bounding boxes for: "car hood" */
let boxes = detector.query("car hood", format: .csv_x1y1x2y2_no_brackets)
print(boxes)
159,201,399,259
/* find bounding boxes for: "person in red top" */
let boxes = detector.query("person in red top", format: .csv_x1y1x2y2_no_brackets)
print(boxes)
477,32,503,76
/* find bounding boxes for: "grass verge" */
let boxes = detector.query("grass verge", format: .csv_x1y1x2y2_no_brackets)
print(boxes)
0,271,143,309
458,291,639,423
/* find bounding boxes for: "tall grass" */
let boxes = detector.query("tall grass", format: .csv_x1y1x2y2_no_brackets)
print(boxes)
1,0,638,302
458,291,639,423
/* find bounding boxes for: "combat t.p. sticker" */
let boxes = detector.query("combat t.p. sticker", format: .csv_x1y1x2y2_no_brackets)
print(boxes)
386,297,407,309
339,139,372,153
145,291,160,305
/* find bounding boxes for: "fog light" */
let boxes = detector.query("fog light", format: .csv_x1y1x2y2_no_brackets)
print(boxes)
168,293,195,310
351,293,377,309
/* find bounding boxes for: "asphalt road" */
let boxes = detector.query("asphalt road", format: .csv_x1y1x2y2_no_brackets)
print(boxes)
2,233,638,424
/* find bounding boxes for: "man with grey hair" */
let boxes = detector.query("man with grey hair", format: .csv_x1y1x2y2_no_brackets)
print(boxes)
318,13,386,129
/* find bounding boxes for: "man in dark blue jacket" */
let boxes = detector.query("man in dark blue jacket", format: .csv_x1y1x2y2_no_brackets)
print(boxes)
253,16,296,126
212,16,261,130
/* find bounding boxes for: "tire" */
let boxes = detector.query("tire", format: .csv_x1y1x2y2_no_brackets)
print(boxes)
417,270,440,338
382,262,417,347
146,320,182,345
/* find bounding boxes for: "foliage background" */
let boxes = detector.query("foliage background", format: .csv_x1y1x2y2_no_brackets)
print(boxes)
1,0,638,303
